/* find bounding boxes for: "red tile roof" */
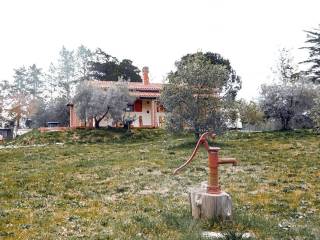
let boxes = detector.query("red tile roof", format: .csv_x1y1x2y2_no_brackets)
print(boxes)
90,81,162,91
89,80,163,98
131,91,161,98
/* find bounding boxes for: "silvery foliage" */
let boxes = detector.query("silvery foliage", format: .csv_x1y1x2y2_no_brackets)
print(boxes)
237,99,264,126
261,49,318,130
259,80,317,130
161,53,230,136
104,81,134,123
310,92,320,133
73,80,133,127
73,81,94,122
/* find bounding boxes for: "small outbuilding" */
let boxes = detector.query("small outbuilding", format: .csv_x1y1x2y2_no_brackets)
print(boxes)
47,122,60,128
0,128,13,140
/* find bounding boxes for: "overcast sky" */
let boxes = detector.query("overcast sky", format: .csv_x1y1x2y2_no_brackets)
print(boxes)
0,0,319,100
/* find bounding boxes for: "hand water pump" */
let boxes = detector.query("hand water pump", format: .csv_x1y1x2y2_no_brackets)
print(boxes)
173,132,237,194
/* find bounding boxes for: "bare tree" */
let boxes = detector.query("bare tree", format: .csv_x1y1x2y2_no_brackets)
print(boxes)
273,48,300,84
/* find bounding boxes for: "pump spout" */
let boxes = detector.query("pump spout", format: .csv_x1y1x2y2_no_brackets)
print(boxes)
218,158,237,166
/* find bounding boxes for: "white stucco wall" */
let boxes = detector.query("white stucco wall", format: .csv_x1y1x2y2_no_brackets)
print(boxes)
98,99,166,128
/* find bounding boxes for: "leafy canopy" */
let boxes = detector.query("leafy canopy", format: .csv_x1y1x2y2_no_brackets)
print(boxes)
161,52,238,137
89,49,142,82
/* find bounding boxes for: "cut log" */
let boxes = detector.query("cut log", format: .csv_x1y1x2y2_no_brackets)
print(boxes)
189,182,232,220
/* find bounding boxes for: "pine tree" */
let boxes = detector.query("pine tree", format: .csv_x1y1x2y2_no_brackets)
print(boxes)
57,46,76,99
44,63,59,100
75,45,93,82
89,49,142,82
26,64,43,98
301,25,320,84
7,67,30,128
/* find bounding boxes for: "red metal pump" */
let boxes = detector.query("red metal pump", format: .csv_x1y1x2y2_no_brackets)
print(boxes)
173,132,237,194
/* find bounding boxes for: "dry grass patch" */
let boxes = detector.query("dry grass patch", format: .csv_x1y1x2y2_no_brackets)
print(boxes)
0,129,319,239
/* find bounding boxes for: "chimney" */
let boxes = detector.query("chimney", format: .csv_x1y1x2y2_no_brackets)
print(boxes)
142,66,149,85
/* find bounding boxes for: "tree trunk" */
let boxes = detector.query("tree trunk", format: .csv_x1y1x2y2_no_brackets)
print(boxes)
16,117,20,129
194,132,200,139
94,117,100,128
94,110,109,129
194,125,200,139
189,182,232,220
281,117,291,130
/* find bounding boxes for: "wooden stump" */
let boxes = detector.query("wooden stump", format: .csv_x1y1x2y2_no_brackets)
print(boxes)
189,182,232,220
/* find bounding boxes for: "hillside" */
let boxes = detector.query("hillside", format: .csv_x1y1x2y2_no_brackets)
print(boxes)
8,128,166,146
0,129,319,239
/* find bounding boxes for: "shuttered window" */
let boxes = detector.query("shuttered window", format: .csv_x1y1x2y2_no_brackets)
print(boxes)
134,99,142,112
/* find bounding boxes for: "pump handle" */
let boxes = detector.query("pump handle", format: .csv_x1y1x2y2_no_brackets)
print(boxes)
173,132,216,175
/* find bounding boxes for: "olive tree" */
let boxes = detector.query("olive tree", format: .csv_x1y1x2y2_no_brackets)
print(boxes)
73,81,94,126
260,49,317,130
310,94,320,133
237,99,264,128
259,82,316,130
73,80,133,128
161,52,236,138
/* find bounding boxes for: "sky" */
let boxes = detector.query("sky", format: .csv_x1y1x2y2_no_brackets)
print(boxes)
0,0,319,100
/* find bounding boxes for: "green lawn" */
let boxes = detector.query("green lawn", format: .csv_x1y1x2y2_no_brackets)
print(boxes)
0,129,319,239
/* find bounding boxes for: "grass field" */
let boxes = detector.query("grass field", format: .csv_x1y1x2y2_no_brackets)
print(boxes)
0,129,319,239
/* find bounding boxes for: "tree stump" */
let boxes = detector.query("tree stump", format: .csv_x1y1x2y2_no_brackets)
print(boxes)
189,182,232,220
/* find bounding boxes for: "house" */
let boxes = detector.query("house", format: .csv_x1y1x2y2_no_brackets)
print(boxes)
68,67,166,128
